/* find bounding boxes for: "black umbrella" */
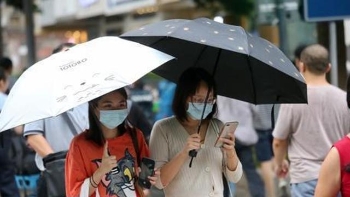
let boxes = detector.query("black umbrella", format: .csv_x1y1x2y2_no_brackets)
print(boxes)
121,17,307,104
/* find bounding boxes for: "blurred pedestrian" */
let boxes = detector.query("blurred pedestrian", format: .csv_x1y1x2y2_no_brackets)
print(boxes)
65,87,159,197
154,79,176,121
0,67,21,197
314,75,350,197
127,100,153,143
128,80,155,124
150,67,243,197
293,44,309,69
216,96,265,197
253,104,280,197
0,57,16,94
23,43,89,197
272,44,350,197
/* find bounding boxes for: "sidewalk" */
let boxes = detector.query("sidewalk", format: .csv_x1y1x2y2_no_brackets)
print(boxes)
235,171,291,197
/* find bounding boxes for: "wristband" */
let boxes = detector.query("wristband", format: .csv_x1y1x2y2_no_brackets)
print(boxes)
90,176,98,188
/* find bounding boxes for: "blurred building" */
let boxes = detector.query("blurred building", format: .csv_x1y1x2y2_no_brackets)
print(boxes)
256,0,317,59
1,4,30,75
6,0,347,79
36,0,212,39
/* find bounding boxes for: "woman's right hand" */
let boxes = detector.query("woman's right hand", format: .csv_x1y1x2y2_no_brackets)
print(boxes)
99,141,117,174
181,133,201,155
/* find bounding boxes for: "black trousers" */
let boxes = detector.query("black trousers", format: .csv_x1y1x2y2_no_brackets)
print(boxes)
0,130,20,197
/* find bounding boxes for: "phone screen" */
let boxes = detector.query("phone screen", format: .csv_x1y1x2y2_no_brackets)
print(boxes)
214,121,239,148
139,161,154,180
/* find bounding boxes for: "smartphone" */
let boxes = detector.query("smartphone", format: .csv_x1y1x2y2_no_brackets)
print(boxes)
214,121,239,148
138,157,155,189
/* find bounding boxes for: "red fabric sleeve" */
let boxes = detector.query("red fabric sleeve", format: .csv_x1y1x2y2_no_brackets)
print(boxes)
65,137,92,197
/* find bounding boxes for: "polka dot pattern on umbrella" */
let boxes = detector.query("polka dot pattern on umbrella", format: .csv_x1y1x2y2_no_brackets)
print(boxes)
121,17,307,104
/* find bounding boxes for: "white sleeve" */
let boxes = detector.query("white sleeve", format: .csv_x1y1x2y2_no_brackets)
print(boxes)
79,178,100,197
225,161,243,183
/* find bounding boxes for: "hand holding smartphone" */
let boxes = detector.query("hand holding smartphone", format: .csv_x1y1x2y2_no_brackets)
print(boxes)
138,157,155,189
214,121,239,148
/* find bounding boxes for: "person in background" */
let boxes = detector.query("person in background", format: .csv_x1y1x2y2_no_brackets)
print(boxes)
127,100,153,143
314,76,350,197
65,87,159,197
23,42,89,197
293,44,309,69
253,104,279,197
273,44,350,197
0,57,16,94
154,79,176,121
149,79,176,197
216,97,265,197
0,67,21,197
150,67,242,197
128,80,155,125
0,67,9,107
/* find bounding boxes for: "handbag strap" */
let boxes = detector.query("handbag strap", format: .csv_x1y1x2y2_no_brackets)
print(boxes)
128,124,141,167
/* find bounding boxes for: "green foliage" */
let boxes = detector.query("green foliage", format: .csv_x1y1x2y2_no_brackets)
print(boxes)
220,0,254,16
193,0,255,16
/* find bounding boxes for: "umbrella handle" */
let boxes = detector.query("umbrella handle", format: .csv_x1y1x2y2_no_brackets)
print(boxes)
188,149,197,168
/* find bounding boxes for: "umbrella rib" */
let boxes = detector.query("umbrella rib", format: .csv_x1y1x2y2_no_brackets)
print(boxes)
149,36,170,48
193,45,208,67
246,56,257,104
241,29,257,104
211,49,221,76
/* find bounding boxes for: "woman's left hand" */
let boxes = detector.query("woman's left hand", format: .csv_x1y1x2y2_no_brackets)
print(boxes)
148,168,160,185
142,169,160,196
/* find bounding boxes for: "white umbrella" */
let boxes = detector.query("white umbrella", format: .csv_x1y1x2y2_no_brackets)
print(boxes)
0,36,174,132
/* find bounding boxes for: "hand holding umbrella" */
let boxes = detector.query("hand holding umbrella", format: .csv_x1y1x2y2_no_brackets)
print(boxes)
182,133,201,156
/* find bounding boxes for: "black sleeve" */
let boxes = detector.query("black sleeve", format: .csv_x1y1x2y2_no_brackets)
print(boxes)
127,102,152,141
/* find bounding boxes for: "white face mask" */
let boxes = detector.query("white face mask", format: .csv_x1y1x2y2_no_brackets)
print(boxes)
99,109,128,129
186,102,213,120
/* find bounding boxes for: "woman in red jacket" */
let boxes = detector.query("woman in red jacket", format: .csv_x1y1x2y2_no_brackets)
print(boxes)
65,88,158,197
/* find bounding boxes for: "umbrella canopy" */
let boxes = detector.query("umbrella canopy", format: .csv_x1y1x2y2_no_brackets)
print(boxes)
121,18,307,104
0,36,174,131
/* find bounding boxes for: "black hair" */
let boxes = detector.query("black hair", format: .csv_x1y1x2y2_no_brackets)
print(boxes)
0,57,13,72
0,67,7,82
172,67,217,122
52,43,76,54
294,44,309,60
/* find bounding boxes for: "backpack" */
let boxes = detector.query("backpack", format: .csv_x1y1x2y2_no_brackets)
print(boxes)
8,133,40,175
